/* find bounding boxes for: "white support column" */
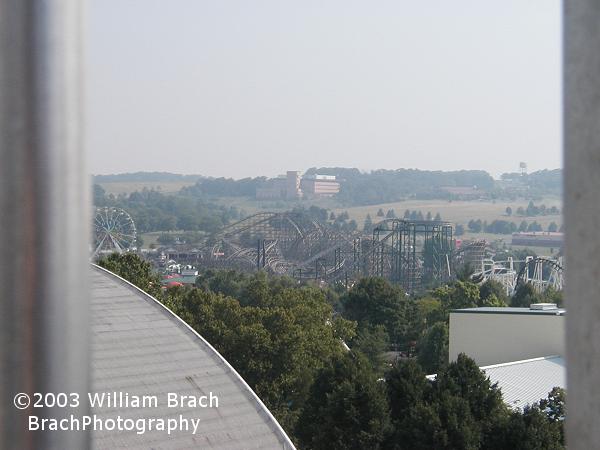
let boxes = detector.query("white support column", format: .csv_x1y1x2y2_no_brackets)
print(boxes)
564,0,600,448
0,1,89,449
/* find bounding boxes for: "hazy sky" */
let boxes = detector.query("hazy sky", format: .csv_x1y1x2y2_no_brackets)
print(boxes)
87,1,562,178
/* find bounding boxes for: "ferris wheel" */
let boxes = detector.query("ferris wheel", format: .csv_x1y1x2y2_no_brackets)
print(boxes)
93,207,137,258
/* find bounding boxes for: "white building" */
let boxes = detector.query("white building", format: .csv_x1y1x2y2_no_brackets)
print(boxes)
449,304,565,367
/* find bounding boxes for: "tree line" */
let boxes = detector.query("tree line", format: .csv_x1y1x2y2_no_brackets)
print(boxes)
467,219,561,234
93,184,242,235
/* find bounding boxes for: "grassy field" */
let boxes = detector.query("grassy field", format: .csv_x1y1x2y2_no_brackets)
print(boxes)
332,197,563,230
98,181,196,196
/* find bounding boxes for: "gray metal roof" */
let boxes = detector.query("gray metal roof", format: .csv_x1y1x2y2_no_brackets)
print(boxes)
481,356,565,409
451,307,566,316
91,265,295,449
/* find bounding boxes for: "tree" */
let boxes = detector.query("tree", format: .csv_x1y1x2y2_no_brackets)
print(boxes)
296,353,391,450
417,322,449,374
404,209,411,219
377,208,385,217
433,354,508,443
488,404,564,450
468,219,482,233
506,206,512,216
433,280,480,310
479,280,509,306
548,222,558,232
342,278,408,346
384,359,431,449
455,263,475,283
519,220,528,232
455,224,465,236
97,253,162,298
434,212,442,221
329,211,336,221
386,209,396,218
166,281,356,433
93,184,107,206
511,283,542,307
526,201,539,216
426,211,432,221
364,214,373,232
351,325,389,373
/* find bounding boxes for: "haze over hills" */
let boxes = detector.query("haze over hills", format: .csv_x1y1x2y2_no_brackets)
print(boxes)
94,167,562,206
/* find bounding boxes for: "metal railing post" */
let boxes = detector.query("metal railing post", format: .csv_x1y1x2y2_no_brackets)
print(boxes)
0,0,89,448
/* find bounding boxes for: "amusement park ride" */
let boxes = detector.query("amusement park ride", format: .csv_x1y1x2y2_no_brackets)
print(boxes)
91,208,564,295
92,207,137,258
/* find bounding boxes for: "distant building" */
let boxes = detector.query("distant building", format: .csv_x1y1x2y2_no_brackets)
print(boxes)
511,232,564,248
256,171,340,200
301,174,340,197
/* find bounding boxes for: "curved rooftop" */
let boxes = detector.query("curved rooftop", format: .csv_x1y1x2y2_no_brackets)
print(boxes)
91,265,295,449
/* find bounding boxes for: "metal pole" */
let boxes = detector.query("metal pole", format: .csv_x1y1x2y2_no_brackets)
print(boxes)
0,1,89,449
565,1,600,447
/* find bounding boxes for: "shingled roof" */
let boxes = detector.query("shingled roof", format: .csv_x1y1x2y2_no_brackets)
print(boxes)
91,265,295,449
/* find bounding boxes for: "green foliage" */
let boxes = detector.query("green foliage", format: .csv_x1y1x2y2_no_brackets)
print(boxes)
384,354,516,450
433,280,480,310
511,283,543,307
166,279,355,433
194,269,250,299
479,280,509,307
97,253,162,298
406,296,446,341
363,214,373,232
181,176,265,197
296,353,391,450
342,278,408,346
93,185,238,235
417,322,449,374
468,219,483,233
351,325,390,373
305,167,495,205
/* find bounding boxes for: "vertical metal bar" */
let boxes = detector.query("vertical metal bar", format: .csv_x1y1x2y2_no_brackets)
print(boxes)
565,0,600,447
0,1,89,449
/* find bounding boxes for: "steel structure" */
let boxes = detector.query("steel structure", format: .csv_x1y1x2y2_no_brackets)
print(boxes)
473,257,518,296
92,207,137,257
472,256,564,296
515,256,564,294
454,239,488,273
371,219,454,293
202,212,361,283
